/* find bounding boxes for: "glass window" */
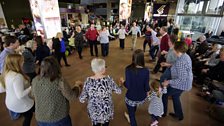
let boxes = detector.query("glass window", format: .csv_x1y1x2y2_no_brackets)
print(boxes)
178,0,204,14
206,0,224,14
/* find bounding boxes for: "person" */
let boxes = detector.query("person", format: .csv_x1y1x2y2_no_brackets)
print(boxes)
116,25,128,49
79,58,122,126
74,25,84,59
162,41,193,121
86,24,99,57
52,32,70,67
184,35,192,47
32,56,81,126
0,36,20,73
148,81,167,126
128,22,142,50
194,35,209,57
119,2,131,25
153,26,170,74
149,27,160,61
2,54,34,126
120,49,150,126
220,30,224,37
204,30,213,39
143,26,152,52
35,36,50,65
98,26,115,57
22,40,37,81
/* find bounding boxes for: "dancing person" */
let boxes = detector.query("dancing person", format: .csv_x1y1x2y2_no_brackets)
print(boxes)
120,49,150,126
128,22,142,50
148,81,168,126
162,41,193,121
86,24,99,57
79,58,122,126
52,32,70,67
74,25,84,59
32,56,81,126
98,26,115,57
2,54,34,126
116,25,128,49
150,27,161,61
143,26,152,52
35,36,50,65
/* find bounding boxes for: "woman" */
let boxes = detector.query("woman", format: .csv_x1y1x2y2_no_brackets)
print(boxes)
52,32,70,67
120,49,150,126
32,56,81,126
79,58,122,126
74,25,84,59
98,26,115,57
35,36,50,65
2,54,34,126
116,25,128,49
22,40,37,81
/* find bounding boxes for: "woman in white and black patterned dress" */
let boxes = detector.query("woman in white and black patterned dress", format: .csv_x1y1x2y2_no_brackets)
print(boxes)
79,58,122,126
148,81,168,126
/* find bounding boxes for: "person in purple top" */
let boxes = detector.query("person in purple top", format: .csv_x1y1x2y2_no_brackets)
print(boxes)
120,49,150,126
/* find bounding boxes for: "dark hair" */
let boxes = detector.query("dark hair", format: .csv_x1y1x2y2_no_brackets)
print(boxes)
127,49,145,70
40,56,61,82
161,26,168,33
4,35,18,47
35,36,43,46
174,41,188,53
169,34,178,44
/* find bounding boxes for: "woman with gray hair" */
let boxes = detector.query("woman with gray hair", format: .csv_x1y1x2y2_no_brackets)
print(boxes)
79,58,122,126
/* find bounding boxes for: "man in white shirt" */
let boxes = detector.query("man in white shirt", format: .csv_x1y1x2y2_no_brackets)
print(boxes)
128,22,142,50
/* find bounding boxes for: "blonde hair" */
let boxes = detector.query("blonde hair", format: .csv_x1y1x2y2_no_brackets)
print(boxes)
1,54,29,88
150,80,161,97
91,58,105,73
56,32,63,39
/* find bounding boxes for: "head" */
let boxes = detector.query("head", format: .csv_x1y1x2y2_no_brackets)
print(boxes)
35,36,43,46
132,49,145,67
4,35,20,49
199,35,206,43
40,56,61,81
75,25,82,32
212,44,222,52
169,35,178,48
25,40,37,51
146,25,151,31
150,80,161,97
91,58,106,74
90,24,95,29
160,26,168,35
187,35,191,38
56,32,63,39
121,25,125,29
219,48,224,61
102,26,107,31
133,22,136,27
121,2,128,8
173,41,188,57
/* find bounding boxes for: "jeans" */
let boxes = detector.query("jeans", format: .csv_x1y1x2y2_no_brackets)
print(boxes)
151,114,159,121
21,105,35,126
160,68,171,84
126,103,137,126
101,43,109,57
162,86,184,119
38,115,72,126
9,110,20,120
89,40,98,56
153,54,166,73
119,39,125,49
93,121,110,126
150,45,159,60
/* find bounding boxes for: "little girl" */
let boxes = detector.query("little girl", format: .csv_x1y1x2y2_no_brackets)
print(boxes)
148,81,167,126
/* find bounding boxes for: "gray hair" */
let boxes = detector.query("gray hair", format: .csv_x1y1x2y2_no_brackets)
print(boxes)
91,58,105,73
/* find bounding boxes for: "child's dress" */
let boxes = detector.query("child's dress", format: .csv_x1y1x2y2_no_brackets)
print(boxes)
148,87,167,117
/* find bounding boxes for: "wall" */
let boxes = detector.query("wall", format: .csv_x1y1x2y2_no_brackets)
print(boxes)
0,0,32,28
217,17,224,35
0,3,6,26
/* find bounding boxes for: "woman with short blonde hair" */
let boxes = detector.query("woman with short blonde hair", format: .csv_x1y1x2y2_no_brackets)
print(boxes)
2,54,34,126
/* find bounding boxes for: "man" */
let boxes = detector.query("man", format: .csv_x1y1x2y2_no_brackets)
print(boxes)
153,26,170,73
85,24,99,57
0,36,20,73
128,22,142,50
162,41,193,121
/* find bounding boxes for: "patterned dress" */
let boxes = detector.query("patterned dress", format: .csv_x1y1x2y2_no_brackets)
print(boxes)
148,87,167,117
79,76,122,124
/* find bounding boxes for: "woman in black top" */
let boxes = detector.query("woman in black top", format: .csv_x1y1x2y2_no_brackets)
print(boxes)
74,25,84,59
35,36,50,65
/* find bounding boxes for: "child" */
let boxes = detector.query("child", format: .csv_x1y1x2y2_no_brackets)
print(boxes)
148,81,167,126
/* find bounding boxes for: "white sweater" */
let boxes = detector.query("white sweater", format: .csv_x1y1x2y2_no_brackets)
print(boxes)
117,29,127,39
5,71,34,113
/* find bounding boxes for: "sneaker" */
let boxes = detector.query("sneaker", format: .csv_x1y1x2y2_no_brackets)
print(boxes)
151,120,158,126
124,112,130,123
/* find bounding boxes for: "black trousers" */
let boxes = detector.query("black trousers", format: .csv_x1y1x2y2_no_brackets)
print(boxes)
119,39,125,49
101,43,109,57
89,40,98,56
56,52,69,66
153,54,166,73
77,46,83,59
21,105,35,126
93,122,110,126
143,39,151,52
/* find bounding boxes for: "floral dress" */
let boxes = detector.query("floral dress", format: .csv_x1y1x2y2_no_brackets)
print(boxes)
79,76,121,124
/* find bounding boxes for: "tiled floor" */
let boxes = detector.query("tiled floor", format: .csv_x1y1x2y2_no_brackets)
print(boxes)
0,37,222,126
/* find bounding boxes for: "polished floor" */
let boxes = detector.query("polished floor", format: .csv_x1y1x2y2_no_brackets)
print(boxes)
0,37,223,126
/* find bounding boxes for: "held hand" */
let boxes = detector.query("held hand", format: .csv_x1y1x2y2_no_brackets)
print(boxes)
75,80,83,89
162,80,169,87
119,77,125,85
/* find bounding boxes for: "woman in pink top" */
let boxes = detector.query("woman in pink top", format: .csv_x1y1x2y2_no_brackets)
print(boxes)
184,35,192,47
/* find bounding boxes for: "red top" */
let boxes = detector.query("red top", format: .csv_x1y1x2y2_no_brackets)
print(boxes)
85,28,98,41
160,34,170,52
184,37,192,47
